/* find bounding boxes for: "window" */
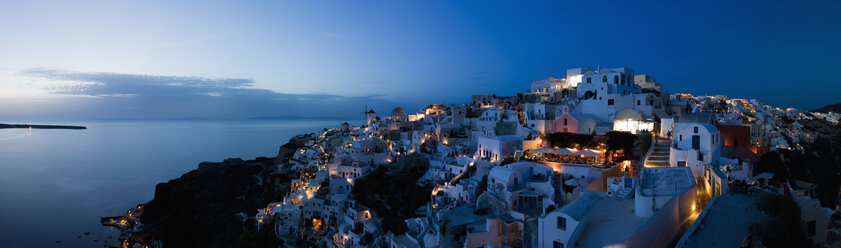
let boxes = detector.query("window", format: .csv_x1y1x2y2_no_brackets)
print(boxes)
602,76,607,82
557,216,566,230
608,99,614,105
698,151,704,161
553,241,564,248
679,135,683,141
586,77,591,83
614,76,619,84
621,74,625,85
637,100,641,106
694,126,699,133
564,119,568,125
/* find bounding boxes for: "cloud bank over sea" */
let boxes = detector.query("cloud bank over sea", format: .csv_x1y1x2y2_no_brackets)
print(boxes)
1,68,403,121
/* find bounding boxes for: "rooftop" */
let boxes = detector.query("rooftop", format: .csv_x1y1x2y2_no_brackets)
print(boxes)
561,191,649,247
443,206,486,227
676,194,768,247
639,167,695,196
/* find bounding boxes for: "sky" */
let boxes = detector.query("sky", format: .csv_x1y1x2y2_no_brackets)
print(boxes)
1,0,839,121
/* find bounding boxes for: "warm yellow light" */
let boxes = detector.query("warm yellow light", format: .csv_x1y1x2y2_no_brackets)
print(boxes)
312,218,323,230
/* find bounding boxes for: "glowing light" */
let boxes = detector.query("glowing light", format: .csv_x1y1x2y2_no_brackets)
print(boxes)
312,218,323,231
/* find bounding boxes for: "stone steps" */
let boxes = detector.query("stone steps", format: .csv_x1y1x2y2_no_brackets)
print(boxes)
615,187,634,198
645,138,673,168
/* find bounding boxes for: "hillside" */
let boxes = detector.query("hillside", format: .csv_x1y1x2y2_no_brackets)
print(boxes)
813,102,841,113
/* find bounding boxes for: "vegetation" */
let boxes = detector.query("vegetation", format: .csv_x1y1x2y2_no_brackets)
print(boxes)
351,157,432,235
755,151,788,180
545,132,595,149
604,131,638,153
639,132,653,157
748,193,807,248
543,131,638,158
238,222,283,248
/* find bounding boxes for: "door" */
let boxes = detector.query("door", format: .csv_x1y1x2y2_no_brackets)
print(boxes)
692,135,700,150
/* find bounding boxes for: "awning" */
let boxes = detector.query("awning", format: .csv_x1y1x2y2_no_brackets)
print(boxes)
576,149,604,157
530,147,553,154
552,148,579,155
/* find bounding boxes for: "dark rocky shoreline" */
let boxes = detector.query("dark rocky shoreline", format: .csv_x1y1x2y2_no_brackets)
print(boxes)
109,134,311,247
0,123,87,129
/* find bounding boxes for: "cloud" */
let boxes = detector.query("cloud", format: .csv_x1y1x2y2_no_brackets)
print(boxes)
8,68,408,121
19,68,255,97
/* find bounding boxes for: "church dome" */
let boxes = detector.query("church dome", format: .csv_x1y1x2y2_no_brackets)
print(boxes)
615,109,642,121
391,107,406,117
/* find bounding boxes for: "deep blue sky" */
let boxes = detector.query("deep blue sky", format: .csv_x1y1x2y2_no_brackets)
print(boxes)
1,0,839,121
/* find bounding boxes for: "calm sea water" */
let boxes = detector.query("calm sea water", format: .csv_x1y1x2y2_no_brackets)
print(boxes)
0,120,349,248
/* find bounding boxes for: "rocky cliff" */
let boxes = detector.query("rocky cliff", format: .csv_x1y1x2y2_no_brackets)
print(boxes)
133,134,310,247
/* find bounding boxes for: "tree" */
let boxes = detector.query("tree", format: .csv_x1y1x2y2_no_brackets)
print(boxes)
605,131,637,154
748,193,807,247
756,152,788,180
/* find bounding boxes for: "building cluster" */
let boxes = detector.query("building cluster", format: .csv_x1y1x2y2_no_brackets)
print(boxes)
252,66,836,247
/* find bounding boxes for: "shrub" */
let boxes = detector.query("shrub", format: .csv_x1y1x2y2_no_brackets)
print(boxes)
748,193,806,248
756,152,788,180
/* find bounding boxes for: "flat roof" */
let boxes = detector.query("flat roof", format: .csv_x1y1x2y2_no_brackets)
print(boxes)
574,193,649,247
639,167,695,196
444,206,486,226
676,194,768,247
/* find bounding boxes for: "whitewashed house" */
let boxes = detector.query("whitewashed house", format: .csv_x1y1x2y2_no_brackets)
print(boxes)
480,161,555,217
476,135,523,162
669,123,722,178
576,67,640,122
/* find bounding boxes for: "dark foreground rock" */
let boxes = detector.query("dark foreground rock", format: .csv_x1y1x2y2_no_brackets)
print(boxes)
119,135,311,248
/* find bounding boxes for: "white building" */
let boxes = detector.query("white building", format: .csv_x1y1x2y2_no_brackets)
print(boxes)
576,67,640,122
538,167,697,248
703,160,752,197
669,123,722,178
472,108,520,137
530,77,567,94
476,135,523,162
612,108,654,134
634,74,663,92
481,162,555,216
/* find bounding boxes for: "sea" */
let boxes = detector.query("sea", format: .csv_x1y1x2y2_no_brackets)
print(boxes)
0,119,350,248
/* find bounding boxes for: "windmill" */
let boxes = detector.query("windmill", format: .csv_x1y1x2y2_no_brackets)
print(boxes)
360,104,376,126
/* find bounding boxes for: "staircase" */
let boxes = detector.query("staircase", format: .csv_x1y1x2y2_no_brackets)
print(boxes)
644,137,672,168
615,187,634,198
